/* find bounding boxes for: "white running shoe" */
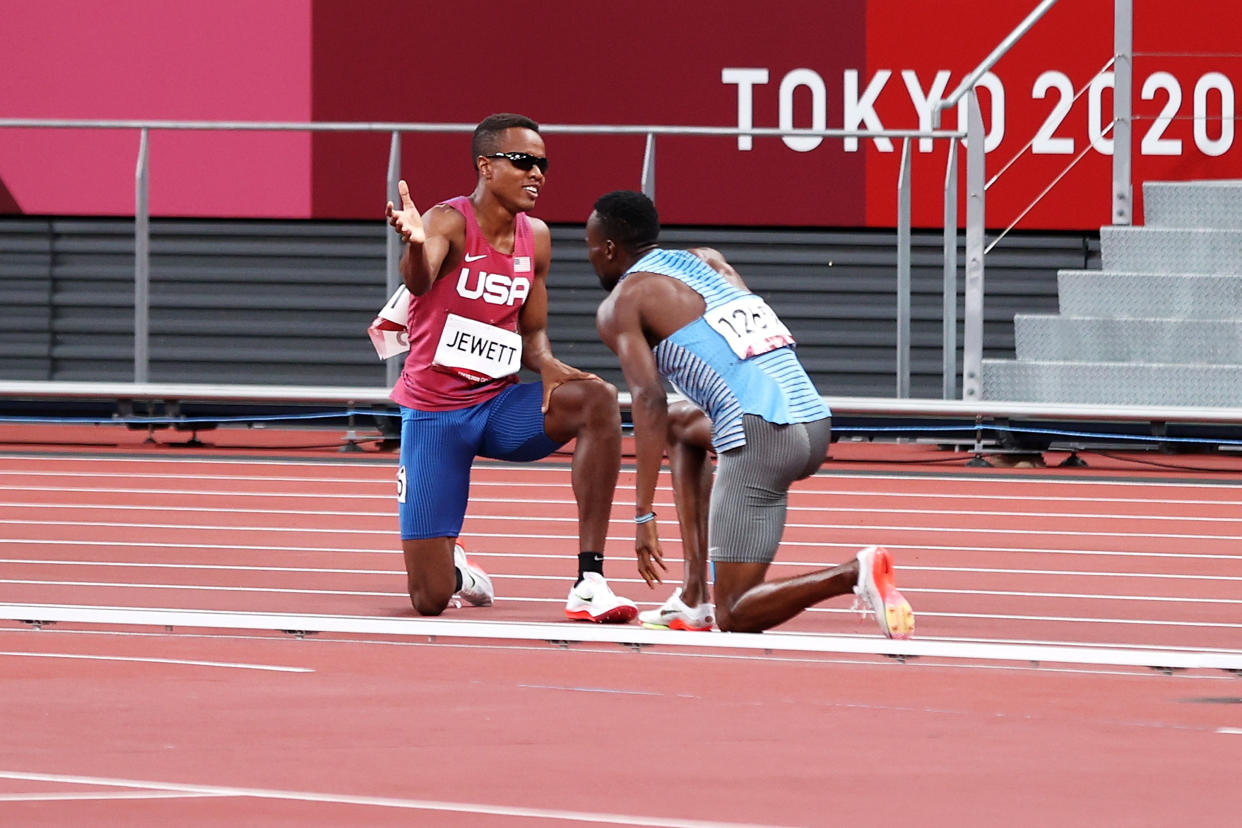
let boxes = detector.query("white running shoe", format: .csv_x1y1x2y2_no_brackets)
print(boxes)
565,572,638,623
453,542,493,607
638,588,714,631
852,545,914,639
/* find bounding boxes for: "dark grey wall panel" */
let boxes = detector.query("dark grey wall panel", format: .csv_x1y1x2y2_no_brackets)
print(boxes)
0,219,54,379
1,217,1093,398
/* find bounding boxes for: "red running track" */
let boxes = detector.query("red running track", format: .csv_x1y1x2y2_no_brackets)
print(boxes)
1,434,1241,825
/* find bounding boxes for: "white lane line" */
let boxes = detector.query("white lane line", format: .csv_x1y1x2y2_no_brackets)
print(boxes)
0,791,231,802
7,481,1242,508
6,479,1242,509
7,576,1240,607
6,461,1242,492
6,450,1242,478
0,651,312,672
7,480,1242,518
5,516,1240,542
5,499,1240,525
7,558,1241,584
4,594,1240,630
1218,727,1242,735
0,770,791,827
0,539,398,554
0,559,397,576
10,483,1242,508
0,469,392,484
911,588,1242,605
1,579,397,597
8,626,1236,681
5,537,1242,563
3,606,1242,670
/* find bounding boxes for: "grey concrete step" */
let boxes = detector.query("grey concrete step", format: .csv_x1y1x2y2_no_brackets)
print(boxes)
1014,315,1242,363
981,360,1242,406
1100,226,1242,274
1057,270,1242,318
1144,180,1242,229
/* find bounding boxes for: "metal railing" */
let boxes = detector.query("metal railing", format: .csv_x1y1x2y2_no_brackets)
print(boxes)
0,118,965,398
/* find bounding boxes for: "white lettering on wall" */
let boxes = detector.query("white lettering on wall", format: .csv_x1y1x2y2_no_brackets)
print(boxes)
1032,71,1075,154
1194,72,1234,157
902,69,952,152
1142,71,1183,156
956,72,1005,152
778,68,827,152
1088,73,1115,154
843,69,893,152
721,67,1238,159
721,68,770,150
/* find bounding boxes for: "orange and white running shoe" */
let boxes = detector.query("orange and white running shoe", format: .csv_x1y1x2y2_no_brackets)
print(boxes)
638,588,714,631
852,545,914,639
453,542,494,607
565,572,638,623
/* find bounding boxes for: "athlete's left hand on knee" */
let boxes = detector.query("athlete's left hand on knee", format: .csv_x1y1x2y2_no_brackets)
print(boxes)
540,363,603,412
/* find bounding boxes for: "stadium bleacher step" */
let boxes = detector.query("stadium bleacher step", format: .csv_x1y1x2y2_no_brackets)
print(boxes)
981,179,1242,406
1057,271,1242,319
1143,179,1242,230
1100,226,1242,275
1013,315,1242,364
981,359,1242,407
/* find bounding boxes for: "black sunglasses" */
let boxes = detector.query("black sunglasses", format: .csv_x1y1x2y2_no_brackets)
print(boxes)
484,152,549,173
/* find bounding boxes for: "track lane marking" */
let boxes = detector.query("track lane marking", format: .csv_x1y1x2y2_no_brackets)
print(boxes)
0,651,312,672
0,770,792,827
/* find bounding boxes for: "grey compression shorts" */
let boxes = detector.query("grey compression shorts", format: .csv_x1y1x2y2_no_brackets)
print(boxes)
708,414,832,564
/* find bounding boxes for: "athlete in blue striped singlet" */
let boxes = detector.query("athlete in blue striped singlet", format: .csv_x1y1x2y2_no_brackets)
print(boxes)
588,190,914,637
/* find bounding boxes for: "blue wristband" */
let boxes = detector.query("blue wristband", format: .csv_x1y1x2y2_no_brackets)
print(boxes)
634,511,657,525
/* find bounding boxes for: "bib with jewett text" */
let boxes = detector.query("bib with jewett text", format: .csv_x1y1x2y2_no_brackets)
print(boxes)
703,294,796,359
432,313,523,384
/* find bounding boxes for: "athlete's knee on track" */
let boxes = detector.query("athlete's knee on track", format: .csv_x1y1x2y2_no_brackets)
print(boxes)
714,604,762,634
408,582,454,616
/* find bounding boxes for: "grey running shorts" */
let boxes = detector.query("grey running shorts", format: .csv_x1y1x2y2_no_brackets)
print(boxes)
708,414,832,564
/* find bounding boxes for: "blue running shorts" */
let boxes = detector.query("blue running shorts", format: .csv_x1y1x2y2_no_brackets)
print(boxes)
397,382,565,540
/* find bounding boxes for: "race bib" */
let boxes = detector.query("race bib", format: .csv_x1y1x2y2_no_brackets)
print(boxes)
704,294,796,359
432,313,523,383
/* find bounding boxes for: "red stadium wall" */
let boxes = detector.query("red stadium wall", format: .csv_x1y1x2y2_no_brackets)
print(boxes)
0,0,314,219
2,0,1240,228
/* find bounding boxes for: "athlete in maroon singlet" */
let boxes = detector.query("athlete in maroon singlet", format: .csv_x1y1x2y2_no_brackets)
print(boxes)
391,194,533,411
384,113,638,623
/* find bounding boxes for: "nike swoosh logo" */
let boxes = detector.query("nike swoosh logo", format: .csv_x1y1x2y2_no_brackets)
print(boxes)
463,253,487,262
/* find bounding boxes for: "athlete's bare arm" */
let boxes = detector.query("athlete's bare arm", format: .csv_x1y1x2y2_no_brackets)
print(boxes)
596,279,669,586
518,217,600,411
386,179,463,295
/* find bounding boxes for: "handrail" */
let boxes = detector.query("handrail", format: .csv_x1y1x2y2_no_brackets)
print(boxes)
0,118,957,141
938,0,1061,112
1,116,965,400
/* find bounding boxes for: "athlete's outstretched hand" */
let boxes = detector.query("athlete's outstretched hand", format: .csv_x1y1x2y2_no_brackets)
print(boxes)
385,180,425,245
635,520,666,588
